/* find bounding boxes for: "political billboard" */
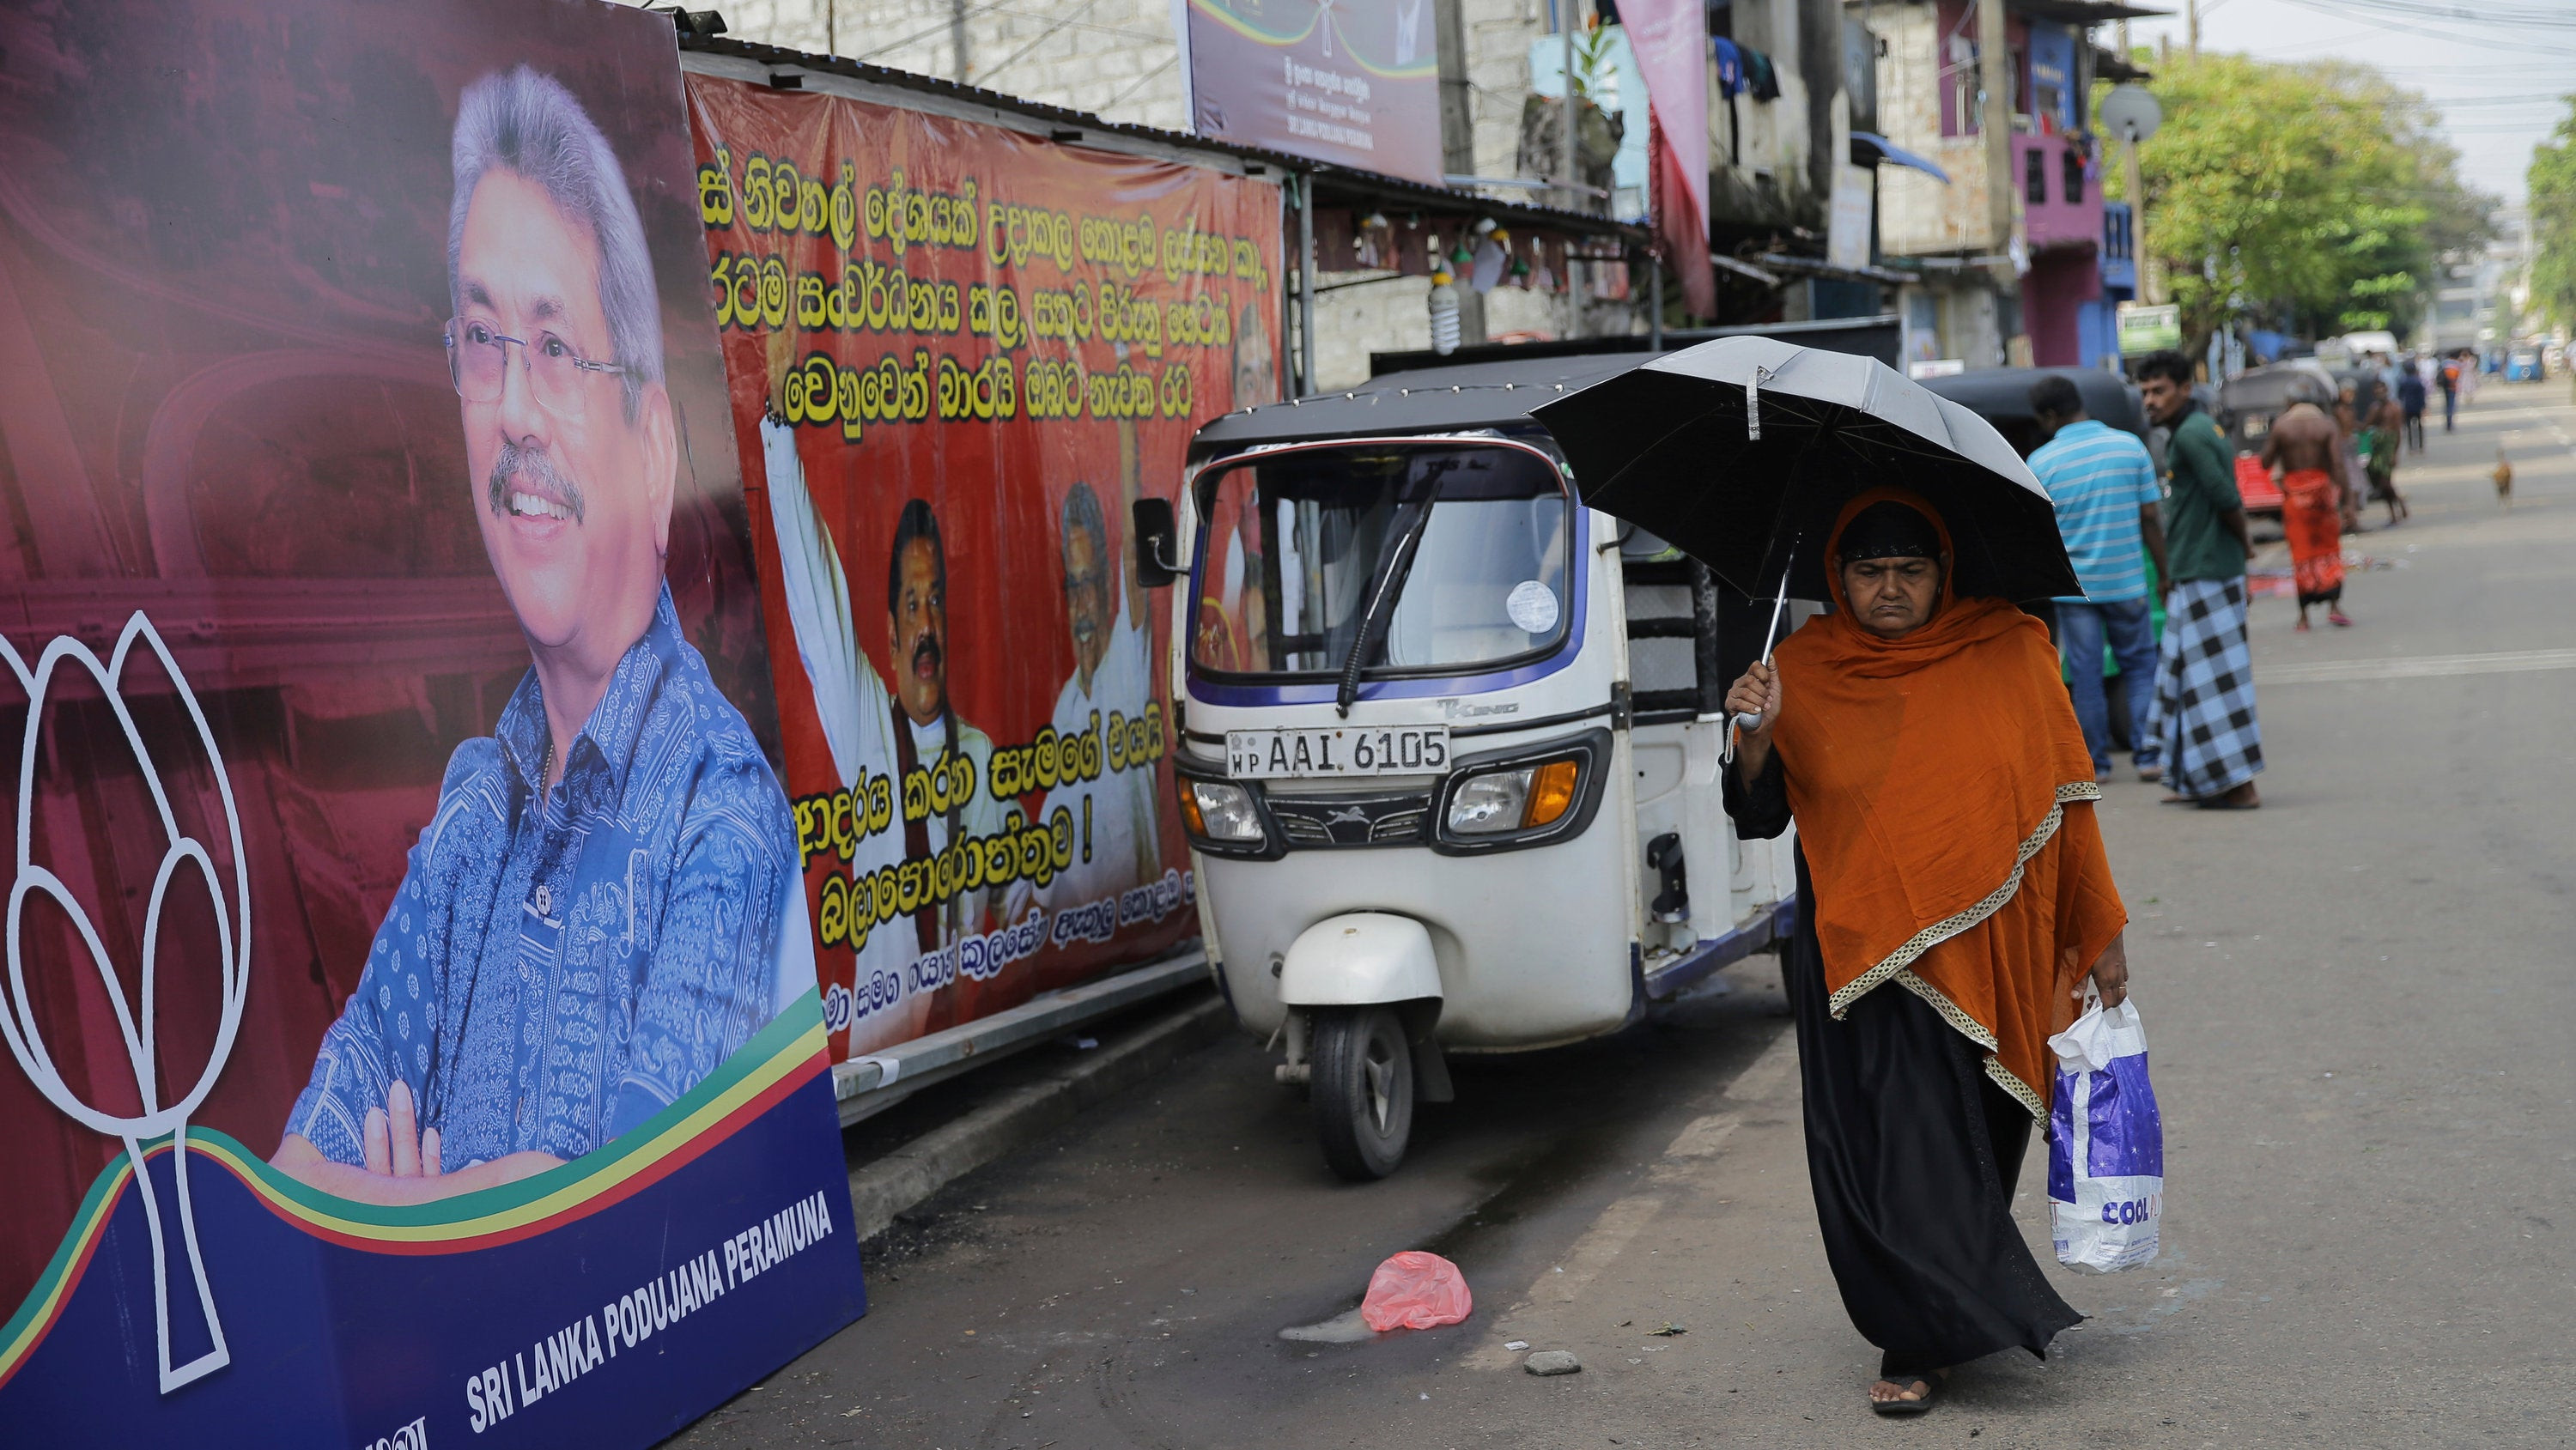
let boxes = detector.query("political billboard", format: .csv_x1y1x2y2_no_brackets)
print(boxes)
1177,0,1447,186
683,78,1284,1061
0,1,865,1442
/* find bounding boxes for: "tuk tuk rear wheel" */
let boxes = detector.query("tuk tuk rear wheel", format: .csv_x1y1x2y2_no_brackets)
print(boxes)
1309,1006,1413,1181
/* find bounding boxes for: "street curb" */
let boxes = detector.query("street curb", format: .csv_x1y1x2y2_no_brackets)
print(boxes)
846,988,1234,1241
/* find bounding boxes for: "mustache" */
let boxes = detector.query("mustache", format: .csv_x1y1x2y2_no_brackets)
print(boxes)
909,632,943,670
488,441,586,525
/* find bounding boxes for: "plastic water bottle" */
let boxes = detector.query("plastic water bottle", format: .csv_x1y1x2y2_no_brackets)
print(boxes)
1428,270,1461,355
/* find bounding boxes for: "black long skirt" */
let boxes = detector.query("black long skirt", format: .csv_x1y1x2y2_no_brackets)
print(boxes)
1781,845,2081,1379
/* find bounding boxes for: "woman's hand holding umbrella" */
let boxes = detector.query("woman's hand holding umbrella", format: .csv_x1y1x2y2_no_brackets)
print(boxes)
1724,661,1782,780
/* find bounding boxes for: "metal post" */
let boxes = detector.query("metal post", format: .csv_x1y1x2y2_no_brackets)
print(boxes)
1560,0,1578,213
2123,130,2158,306
1649,252,1664,350
1975,0,2025,366
1297,173,1316,397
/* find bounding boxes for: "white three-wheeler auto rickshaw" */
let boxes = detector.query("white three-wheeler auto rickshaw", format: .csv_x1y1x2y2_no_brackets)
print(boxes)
1128,353,1808,1180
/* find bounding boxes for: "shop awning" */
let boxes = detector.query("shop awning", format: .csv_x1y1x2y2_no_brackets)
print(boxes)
1850,132,1951,185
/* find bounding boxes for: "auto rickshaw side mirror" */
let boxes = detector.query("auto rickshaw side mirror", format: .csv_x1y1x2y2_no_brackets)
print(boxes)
1133,497,1180,588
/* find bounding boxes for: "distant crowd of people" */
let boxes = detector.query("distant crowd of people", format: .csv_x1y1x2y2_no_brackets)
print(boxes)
2016,343,2503,813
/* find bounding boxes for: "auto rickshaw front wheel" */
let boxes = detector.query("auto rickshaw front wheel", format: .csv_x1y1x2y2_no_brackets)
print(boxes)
1309,1005,1415,1181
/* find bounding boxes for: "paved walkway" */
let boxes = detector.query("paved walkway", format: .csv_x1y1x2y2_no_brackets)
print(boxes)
675,380,2576,1449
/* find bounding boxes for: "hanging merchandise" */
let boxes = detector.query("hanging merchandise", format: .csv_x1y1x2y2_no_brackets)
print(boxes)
1428,264,1463,354
1357,211,1392,270
1510,240,1534,289
1471,221,1508,293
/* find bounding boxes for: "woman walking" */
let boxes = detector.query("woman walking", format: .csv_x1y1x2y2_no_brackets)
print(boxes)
1723,489,2134,1416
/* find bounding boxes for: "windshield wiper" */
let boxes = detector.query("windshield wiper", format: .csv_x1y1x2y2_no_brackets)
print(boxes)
1334,460,1457,717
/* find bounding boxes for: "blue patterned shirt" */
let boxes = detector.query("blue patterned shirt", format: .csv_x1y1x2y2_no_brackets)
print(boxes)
286,586,794,1169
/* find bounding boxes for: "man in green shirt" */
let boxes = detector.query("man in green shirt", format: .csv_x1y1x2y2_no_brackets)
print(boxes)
2136,350,2263,810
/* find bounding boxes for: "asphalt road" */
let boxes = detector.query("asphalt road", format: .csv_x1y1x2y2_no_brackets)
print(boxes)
673,379,2576,1450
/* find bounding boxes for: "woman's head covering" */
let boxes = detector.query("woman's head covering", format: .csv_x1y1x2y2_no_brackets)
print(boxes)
1768,487,2123,1116
1834,498,1944,565
1820,486,1955,626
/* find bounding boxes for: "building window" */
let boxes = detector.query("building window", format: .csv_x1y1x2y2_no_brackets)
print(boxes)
2026,148,2046,205
2063,148,2085,204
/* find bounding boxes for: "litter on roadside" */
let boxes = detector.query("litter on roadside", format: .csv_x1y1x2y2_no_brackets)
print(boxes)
1360,1251,1473,1332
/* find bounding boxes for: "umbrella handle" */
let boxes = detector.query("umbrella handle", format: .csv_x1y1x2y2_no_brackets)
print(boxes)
1720,555,1795,766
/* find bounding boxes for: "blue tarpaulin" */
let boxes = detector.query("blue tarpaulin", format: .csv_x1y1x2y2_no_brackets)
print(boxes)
1851,131,1951,185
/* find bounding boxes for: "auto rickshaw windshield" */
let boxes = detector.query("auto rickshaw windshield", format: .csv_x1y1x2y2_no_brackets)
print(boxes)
1188,440,1573,681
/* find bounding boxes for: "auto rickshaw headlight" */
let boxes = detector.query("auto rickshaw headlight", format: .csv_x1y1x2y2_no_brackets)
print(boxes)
1187,780,1265,842
1446,755,1582,835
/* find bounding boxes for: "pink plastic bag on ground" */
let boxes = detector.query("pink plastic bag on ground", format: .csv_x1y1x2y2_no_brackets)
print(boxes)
1359,1250,1473,1331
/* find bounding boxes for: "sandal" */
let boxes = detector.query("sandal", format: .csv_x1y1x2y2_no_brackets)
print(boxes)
1870,1374,1945,1417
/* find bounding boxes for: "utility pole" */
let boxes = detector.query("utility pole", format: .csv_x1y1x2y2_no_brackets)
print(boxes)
1977,0,2026,365
2187,0,2200,56
2123,131,2158,306
1560,0,1580,213
1432,0,1487,346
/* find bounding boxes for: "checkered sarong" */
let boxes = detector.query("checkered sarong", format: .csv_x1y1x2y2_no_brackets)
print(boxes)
2147,577,2263,799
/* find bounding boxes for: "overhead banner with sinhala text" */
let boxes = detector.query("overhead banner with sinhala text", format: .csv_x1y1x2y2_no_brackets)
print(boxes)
0,2,866,1443
683,79,1283,1062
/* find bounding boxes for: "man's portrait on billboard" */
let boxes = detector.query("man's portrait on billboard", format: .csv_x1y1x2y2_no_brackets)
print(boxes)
270,65,797,1204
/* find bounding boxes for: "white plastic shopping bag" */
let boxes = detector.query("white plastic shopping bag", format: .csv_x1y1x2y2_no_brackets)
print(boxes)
2048,997,2165,1271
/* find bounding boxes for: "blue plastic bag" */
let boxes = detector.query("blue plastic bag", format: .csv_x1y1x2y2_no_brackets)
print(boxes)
2047,998,2164,1271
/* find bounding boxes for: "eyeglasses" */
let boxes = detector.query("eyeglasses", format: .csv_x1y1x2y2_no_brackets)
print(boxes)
444,317,628,417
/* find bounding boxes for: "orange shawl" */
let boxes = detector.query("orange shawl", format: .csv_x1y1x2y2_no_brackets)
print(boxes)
1770,488,2129,1117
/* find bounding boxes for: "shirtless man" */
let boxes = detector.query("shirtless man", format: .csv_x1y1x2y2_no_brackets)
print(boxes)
2262,385,2354,629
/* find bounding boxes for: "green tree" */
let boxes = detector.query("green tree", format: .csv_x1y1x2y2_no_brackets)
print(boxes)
2529,105,2576,330
2103,54,2491,349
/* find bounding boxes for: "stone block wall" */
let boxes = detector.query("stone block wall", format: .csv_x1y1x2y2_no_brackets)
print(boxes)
720,0,1192,132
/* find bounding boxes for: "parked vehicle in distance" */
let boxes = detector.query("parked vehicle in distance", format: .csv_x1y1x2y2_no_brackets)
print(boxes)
2505,346,2543,382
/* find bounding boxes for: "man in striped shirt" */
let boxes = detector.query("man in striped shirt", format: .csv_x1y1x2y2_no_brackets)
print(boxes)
2028,375,2170,781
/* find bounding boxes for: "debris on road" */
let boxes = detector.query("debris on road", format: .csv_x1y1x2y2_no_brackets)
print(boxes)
1360,1251,1473,1331
1647,1323,1688,1337
1523,1350,1582,1376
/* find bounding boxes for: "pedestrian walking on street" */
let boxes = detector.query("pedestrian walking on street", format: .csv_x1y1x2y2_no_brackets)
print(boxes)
2026,375,2168,781
2439,355,2459,433
2333,383,2369,528
2259,380,2354,630
2363,385,2411,525
1722,489,2133,1417
2398,363,2427,453
2137,349,2263,810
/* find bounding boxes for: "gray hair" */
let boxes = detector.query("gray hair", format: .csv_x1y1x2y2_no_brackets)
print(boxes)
1060,480,1108,576
447,65,662,421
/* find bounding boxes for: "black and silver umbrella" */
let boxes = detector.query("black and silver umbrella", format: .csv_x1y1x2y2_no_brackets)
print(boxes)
1531,336,2081,604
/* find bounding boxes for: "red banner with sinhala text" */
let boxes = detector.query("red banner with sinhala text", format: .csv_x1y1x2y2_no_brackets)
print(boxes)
684,78,1284,1061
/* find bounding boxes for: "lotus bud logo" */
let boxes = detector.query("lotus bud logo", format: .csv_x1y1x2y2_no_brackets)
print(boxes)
0,613,249,1394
